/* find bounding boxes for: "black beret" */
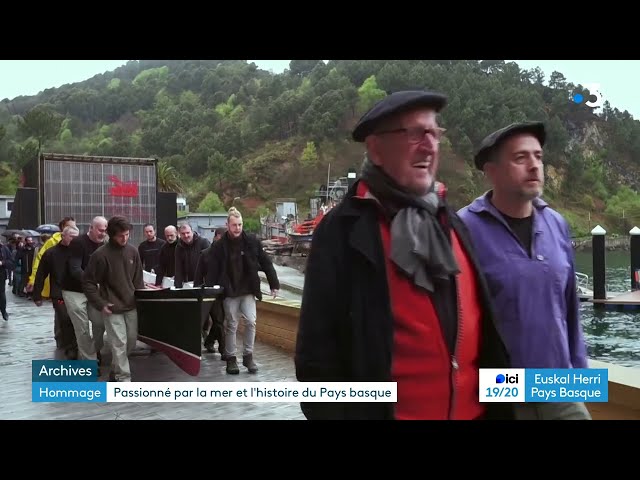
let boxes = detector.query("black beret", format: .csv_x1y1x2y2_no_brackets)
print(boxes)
474,121,546,170
352,90,447,142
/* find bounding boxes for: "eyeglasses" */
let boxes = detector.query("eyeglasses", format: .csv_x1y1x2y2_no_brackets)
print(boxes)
376,126,446,144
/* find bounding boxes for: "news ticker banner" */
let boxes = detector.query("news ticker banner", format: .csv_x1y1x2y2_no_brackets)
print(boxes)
32,361,608,403
479,368,608,403
32,360,397,403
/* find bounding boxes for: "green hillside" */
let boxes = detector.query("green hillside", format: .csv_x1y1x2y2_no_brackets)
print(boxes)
2,59,640,236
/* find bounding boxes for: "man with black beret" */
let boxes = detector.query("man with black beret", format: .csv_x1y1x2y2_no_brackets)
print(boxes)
295,90,513,420
458,122,591,420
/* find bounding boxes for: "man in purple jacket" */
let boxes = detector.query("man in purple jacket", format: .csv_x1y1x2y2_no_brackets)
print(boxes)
458,121,591,420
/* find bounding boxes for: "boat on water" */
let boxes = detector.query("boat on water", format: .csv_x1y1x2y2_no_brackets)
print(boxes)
576,271,593,301
135,271,223,376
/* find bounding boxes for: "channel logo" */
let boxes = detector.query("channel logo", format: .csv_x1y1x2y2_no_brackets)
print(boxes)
571,83,603,108
496,373,519,384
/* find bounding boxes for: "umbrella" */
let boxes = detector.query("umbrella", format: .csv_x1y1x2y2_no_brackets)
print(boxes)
1,229,39,238
1,229,24,238
36,224,60,234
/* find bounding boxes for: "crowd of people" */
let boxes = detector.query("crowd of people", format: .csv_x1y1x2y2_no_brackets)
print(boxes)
2,207,280,381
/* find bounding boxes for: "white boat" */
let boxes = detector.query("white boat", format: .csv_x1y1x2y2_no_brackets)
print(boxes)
576,272,594,301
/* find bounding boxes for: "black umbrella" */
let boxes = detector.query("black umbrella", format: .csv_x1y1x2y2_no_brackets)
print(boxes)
1,229,24,238
1,229,38,238
36,224,60,234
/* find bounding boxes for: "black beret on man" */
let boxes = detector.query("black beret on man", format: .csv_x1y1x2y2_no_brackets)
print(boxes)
352,90,448,142
474,121,546,170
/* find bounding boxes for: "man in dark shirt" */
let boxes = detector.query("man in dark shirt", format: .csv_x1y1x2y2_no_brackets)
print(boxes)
61,216,108,363
458,121,590,420
154,225,178,287
0,241,15,320
14,236,36,297
205,208,279,375
174,223,210,288
194,227,227,358
138,223,166,273
33,226,79,359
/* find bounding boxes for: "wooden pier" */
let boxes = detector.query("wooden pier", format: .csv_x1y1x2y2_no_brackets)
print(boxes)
588,290,640,311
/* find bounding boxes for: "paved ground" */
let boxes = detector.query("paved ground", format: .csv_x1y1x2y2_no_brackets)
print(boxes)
0,285,306,420
260,263,304,303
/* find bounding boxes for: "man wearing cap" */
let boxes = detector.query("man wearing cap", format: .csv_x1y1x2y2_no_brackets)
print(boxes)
295,90,513,420
458,122,590,420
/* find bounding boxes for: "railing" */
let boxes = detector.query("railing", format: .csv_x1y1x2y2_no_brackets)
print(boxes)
576,271,590,290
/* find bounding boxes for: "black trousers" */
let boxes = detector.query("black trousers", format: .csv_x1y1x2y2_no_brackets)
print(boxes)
204,300,225,353
0,279,7,316
53,299,77,352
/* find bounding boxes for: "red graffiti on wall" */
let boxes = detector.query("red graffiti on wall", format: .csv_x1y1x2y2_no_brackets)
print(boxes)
108,175,139,197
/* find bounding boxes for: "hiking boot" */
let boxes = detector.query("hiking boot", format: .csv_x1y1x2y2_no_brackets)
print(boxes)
243,354,258,374
226,356,239,375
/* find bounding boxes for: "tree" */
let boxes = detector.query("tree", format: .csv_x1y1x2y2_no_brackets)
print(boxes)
197,191,225,213
18,105,63,152
158,161,183,193
289,60,323,77
0,162,18,194
300,141,318,167
357,75,386,113
549,71,567,90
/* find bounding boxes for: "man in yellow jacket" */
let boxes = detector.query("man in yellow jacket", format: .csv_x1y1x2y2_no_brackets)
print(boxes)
27,217,76,348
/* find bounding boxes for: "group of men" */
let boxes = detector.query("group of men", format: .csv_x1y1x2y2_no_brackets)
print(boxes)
136,211,281,375
28,215,143,382
295,90,591,420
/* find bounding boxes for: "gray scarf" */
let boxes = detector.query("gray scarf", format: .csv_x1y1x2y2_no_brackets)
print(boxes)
360,157,459,293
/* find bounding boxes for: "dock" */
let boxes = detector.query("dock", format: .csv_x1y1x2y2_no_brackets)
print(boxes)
588,290,640,311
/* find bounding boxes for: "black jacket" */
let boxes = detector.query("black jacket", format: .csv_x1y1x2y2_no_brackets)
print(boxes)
174,233,211,288
138,238,166,273
0,244,15,281
294,182,514,420
155,241,178,286
33,243,73,301
202,232,279,300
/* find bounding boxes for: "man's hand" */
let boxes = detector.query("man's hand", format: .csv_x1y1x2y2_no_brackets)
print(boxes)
26,283,34,293
271,289,279,299
102,304,114,315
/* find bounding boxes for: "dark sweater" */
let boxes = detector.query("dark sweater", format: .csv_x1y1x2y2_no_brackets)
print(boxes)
174,233,211,288
138,238,166,272
63,234,104,293
154,241,177,286
227,235,253,297
33,243,73,301
82,241,144,313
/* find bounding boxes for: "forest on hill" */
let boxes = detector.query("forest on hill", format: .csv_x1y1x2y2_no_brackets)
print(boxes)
2,59,640,236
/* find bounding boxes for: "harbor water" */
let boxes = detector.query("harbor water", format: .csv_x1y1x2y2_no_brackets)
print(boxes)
268,250,640,369
575,250,640,368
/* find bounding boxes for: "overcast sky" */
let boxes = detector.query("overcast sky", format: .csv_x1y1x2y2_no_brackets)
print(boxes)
1,60,638,118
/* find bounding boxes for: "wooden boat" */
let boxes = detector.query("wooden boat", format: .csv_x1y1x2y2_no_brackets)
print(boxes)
135,282,223,376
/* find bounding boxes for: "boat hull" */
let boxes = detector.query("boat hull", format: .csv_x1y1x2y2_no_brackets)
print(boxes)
135,286,223,376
